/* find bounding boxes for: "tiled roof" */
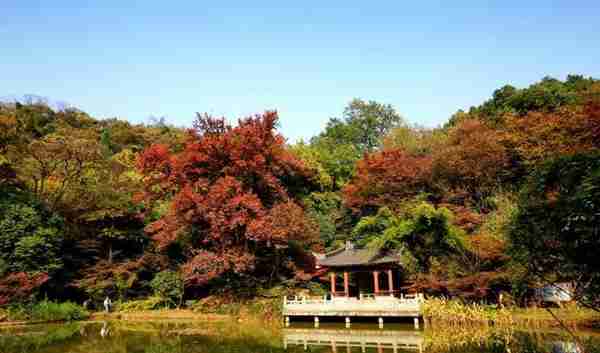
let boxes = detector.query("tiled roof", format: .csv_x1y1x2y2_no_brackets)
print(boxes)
317,243,401,267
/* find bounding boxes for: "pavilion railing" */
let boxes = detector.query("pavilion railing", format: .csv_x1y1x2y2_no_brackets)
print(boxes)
327,291,423,298
283,293,424,306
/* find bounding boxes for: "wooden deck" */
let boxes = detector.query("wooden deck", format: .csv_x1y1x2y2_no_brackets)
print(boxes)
283,328,424,352
283,293,423,328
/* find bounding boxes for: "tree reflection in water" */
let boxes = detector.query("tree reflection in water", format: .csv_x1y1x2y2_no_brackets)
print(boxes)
0,321,598,353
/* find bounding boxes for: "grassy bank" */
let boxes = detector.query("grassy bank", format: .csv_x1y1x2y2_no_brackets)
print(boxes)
4,296,598,329
92,309,228,322
0,300,89,323
423,298,600,328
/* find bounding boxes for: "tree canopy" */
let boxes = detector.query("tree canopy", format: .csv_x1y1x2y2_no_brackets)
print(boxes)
1,74,599,306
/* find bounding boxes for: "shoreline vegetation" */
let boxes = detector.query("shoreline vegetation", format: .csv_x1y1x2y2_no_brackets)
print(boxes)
423,298,600,329
2,297,599,330
1,76,600,341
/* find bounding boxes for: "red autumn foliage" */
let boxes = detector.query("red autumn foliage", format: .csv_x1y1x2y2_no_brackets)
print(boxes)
0,272,49,305
181,249,256,287
248,200,320,249
343,148,433,214
72,254,169,297
438,203,484,234
432,119,510,194
138,111,320,286
505,99,600,165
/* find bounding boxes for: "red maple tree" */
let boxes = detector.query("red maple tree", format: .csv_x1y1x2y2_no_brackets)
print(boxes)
0,272,49,305
138,111,319,286
343,148,433,214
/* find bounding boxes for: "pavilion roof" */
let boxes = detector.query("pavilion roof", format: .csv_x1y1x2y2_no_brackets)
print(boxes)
317,242,402,268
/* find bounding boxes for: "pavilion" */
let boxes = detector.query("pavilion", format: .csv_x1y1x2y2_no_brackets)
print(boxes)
317,241,403,298
283,242,423,329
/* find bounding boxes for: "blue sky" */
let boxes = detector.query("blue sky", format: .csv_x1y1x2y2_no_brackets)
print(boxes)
1,1,599,141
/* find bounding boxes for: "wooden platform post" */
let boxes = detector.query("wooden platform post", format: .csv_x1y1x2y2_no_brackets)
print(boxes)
378,317,384,329
387,269,394,294
330,272,336,295
343,271,349,296
314,316,319,328
373,271,380,294
345,317,351,328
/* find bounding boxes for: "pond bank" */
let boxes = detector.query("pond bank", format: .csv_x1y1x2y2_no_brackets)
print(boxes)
90,309,229,322
423,298,600,329
0,309,230,327
3,300,599,330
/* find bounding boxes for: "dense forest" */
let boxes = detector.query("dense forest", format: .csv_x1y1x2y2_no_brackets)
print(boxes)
1,75,599,309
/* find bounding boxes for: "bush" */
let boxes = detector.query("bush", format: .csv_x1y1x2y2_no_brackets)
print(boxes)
3,300,89,322
117,296,166,312
150,271,183,308
29,300,89,322
3,305,29,321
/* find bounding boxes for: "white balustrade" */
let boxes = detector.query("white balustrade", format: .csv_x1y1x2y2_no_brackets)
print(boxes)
283,293,423,316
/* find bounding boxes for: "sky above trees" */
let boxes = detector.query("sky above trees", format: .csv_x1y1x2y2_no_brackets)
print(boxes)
1,1,600,141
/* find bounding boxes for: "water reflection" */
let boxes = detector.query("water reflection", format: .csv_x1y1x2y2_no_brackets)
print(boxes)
100,321,110,338
283,327,424,352
0,321,597,353
549,341,583,353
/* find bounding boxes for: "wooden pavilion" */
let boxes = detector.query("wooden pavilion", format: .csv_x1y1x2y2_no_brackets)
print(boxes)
283,242,423,329
317,241,402,298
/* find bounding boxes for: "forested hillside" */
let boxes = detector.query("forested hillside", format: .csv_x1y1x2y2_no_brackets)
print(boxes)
1,75,599,308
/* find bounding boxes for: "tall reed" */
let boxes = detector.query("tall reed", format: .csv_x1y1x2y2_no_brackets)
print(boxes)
423,297,513,327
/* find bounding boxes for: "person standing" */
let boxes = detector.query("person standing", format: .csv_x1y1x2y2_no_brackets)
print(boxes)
103,296,112,313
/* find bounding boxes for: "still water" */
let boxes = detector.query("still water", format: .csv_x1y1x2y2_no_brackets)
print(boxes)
1,320,599,353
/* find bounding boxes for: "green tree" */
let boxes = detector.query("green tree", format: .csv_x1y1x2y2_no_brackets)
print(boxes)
0,186,64,275
150,271,184,307
308,99,405,189
338,98,405,152
509,153,600,308
448,75,598,126
352,202,465,272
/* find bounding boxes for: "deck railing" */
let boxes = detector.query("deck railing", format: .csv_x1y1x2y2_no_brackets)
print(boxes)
283,293,423,316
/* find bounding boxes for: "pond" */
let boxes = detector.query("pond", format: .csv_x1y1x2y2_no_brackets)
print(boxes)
1,319,599,353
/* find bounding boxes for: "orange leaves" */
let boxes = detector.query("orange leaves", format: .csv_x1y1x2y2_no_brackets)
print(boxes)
468,233,508,264
248,201,320,247
0,272,49,305
343,119,509,215
343,148,433,213
181,249,256,287
432,119,510,193
137,144,171,174
504,100,600,165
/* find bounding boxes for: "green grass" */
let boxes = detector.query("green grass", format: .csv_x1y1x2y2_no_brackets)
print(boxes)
2,300,89,322
29,300,89,322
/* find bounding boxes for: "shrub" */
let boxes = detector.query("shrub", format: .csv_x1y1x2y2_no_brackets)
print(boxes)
150,271,183,308
29,300,89,321
117,296,166,312
4,300,89,322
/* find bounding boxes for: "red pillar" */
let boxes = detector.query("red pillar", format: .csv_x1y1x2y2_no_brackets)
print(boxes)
343,271,349,296
373,271,380,294
330,272,336,295
387,269,394,294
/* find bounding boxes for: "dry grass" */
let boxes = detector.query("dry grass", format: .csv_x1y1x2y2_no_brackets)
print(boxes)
423,298,513,327
423,298,600,328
